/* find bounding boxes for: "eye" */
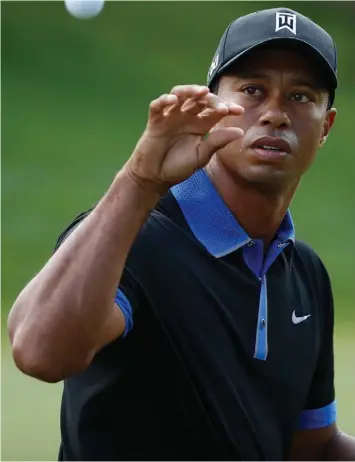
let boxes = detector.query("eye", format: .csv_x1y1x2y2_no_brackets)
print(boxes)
291,93,312,103
242,86,262,97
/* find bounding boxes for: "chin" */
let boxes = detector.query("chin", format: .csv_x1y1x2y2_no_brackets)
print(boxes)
235,166,294,193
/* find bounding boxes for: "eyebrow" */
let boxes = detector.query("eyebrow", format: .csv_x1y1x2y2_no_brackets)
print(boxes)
234,71,320,90
291,78,319,89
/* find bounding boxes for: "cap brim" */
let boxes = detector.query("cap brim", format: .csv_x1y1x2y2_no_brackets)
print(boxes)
212,37,338,92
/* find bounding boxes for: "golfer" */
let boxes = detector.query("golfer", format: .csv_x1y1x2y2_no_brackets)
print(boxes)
8,7,355,461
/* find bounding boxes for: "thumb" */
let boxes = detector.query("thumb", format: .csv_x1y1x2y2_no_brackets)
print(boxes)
197,127,244,165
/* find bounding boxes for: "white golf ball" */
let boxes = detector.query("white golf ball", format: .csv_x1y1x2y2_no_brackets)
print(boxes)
64,0,105,19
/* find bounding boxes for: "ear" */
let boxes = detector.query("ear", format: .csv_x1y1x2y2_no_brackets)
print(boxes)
320,108,337,147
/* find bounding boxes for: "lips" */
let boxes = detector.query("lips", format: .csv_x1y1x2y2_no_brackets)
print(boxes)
251,136,291,154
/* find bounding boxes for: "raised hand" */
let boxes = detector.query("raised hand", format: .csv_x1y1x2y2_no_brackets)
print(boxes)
125,85,244,192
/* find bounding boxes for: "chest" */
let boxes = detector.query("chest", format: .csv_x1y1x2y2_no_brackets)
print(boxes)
140,246,323,405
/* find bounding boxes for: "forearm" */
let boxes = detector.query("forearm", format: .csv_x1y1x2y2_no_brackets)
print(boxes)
7,85,244,381
7,167,161,379
324,431,355,461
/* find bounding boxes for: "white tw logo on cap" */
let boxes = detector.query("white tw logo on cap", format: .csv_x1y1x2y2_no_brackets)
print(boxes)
275,12,297,35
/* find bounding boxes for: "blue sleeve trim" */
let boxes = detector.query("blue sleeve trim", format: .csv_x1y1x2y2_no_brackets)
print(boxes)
114,288,133,337
298,401,337,430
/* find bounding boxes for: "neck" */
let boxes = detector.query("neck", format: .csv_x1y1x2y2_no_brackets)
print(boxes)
205,159,298,246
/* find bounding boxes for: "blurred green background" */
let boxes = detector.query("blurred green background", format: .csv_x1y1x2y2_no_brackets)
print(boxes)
2,1,354,460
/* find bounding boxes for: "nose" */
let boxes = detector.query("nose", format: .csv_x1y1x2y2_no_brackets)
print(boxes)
259,100,291,129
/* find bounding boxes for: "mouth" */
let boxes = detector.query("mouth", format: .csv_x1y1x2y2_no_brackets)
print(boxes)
250,136,291,160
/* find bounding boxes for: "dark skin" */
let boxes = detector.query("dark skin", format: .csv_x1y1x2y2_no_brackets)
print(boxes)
206,47,336,245
8,40,354,460
205,47,354,460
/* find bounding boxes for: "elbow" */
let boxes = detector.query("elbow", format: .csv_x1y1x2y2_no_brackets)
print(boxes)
7,301,96,383
7,306,61,382
11,335,63,383
10,330,93,384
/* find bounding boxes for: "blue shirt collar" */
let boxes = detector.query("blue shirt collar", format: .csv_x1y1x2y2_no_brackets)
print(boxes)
170,168,295,258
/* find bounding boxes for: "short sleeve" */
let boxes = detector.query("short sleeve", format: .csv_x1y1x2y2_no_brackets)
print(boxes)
297,267,336,430
53,209,143,338
114,266,142,338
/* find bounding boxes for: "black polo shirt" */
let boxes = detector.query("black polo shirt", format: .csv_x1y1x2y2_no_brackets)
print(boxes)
57,168,336,461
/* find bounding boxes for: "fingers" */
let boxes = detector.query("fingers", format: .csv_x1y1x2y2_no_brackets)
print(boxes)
198,99,244,118
197,127,244,165
169,86,244,115
170,85,210,99
149,94,179,114
179,93,229,118
165,86,211,116
180,97,208,115
193,99,243,130
166,92,243,120
149,85,244,128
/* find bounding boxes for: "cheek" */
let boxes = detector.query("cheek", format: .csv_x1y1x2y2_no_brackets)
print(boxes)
294,120,324,169
296,115,324,149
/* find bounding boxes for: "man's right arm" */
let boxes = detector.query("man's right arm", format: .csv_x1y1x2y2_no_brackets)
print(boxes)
7,171,161,383
7,85,244,383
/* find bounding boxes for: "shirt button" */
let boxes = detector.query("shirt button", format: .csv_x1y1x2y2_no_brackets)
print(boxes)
248,240,255,247
277,243,284,248
260,319,266,328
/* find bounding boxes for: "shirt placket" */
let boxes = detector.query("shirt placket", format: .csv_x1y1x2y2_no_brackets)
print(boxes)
243,239,290,360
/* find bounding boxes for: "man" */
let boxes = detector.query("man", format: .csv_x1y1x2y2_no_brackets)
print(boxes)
7,7,355,461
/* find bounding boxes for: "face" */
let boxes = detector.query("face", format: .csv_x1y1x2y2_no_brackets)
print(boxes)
213,46,337,192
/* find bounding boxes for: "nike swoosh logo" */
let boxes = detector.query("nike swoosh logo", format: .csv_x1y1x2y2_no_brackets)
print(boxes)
292,311,312,324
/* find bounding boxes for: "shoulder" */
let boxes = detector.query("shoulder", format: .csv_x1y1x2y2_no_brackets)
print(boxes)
293,239,334,308
53,191,188,255
294,240,330,277
127,191,193,262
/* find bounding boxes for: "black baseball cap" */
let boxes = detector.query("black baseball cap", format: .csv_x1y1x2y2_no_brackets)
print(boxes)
207,8,338,106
